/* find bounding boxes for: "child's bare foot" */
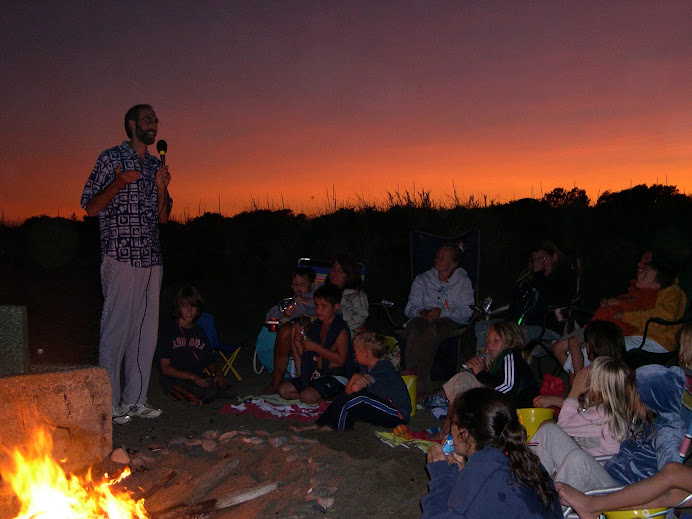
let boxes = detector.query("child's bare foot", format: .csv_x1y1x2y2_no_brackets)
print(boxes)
556,482,599,519
290,424,319,433
261,385,279,395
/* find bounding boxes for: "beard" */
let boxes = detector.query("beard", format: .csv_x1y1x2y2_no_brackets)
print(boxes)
135,124,156,145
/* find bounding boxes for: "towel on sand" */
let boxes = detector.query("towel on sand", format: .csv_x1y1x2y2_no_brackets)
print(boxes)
221,394,329,422
375,425,439,452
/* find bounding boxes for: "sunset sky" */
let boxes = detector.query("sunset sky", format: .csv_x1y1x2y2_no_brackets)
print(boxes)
1,1,691,223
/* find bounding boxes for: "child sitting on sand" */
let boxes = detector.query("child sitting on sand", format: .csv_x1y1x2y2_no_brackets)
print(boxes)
278,284,353,404
421,388,562,518
156,285,231,404
293,331,411,432
264,266,316,392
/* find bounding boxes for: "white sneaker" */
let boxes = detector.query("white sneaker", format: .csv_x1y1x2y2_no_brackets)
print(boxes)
125,403,162,419
112,406,132,425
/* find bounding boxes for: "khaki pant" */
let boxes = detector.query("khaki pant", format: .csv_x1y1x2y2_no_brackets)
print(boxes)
404,317,459,394
99,255,162,407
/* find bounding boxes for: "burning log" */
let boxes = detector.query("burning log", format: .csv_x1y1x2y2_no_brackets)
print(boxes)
133,469,177,501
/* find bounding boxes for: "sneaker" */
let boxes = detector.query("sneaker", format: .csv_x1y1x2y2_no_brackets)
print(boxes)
125,402,162,419
423,394,448,410
112,406,132,425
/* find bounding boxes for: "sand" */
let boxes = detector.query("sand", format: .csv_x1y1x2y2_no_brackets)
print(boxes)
108,346,441,518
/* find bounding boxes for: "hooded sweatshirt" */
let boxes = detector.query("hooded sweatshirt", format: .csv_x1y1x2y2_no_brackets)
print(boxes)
422,445,562,519
604,364,685,485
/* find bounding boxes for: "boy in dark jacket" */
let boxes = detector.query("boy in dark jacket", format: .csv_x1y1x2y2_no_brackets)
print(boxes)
294,331,411,431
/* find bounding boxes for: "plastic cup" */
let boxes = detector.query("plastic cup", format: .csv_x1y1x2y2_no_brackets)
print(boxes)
402,375,417,416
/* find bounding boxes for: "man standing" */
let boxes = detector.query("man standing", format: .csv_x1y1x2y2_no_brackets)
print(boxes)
81,104,171,425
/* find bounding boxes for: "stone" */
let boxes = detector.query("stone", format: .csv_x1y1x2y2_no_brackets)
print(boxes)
0,366,111,475
268,436,288,447
202,429,219,439
201,440,217,452
317,497,334,509
218,430,238,442
0,306,30,376
111,448,130,464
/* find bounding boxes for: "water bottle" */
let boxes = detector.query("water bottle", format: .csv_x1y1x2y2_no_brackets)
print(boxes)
442,434,455,455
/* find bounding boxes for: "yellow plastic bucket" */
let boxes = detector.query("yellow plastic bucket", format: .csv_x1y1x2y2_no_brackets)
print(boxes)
402,375,417,416
602,509,667,518
516,408,555,441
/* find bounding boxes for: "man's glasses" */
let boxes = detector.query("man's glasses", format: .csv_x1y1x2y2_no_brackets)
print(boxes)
139,116,160,127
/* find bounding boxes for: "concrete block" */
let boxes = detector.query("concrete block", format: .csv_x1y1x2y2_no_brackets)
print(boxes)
0,366,112,474
0,305,30,376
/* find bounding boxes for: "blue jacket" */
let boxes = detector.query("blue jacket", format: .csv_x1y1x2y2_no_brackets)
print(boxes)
605,364,685,485
365,359,412,421
421,446,561,519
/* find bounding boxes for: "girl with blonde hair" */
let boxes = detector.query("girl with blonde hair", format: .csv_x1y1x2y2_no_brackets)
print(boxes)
538,356,631,460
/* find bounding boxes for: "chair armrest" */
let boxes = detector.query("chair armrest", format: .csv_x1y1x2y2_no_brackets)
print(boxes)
489,304,510,316
640,312,692,347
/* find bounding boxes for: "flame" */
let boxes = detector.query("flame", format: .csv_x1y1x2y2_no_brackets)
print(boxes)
2,428,149,518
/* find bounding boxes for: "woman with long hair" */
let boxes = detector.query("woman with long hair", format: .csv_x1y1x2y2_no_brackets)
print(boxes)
422,387,562,518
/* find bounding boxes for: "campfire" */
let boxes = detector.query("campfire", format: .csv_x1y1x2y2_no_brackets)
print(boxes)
3,428,148,519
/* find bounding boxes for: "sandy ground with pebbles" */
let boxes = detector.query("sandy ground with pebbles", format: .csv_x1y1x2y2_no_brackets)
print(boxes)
108,345,441,519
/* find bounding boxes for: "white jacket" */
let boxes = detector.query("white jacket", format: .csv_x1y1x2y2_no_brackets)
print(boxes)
405,267,474,325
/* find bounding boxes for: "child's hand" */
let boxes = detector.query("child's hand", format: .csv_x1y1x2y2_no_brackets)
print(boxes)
466,356,486,375
192,374,210,388
568,366,590,398
427,444,446,464
302,338,320,352
213,373,230,388
352,374,371,392
282,304,297,318
346,374,367,394
448,452,466,469
533,395,564,408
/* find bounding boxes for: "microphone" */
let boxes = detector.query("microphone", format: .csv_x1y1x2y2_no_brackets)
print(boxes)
156,140,168,166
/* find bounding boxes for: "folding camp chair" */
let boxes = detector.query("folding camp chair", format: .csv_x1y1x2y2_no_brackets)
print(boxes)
622,263,692,369
389,229,481,380
409,229,481,299
197,312,242,381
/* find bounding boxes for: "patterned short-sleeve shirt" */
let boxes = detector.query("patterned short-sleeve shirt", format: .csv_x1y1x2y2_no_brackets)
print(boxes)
81,141,169,267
